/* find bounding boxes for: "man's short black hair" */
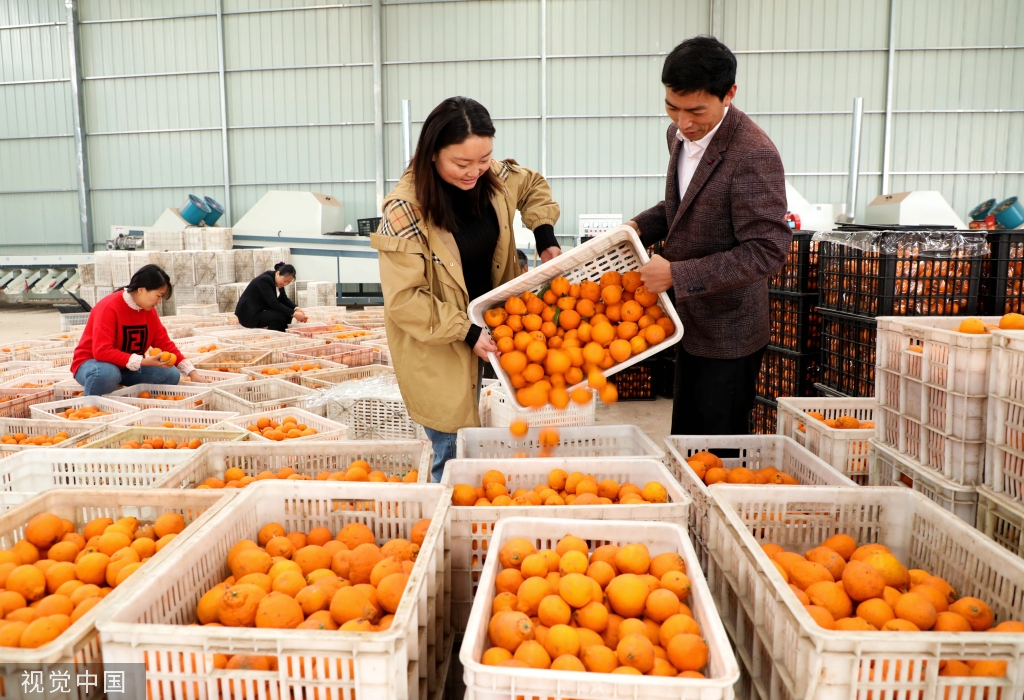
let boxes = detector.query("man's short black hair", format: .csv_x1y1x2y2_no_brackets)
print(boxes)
517,249,528,268
662,35,737,100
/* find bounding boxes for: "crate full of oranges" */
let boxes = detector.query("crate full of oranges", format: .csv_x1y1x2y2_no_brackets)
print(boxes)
468,227,683,411
227,407,349,443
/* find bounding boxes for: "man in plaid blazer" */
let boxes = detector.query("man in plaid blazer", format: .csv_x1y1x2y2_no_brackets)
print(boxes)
628,36,791,436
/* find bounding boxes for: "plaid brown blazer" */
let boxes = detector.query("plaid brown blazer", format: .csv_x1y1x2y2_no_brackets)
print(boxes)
634,106,791,359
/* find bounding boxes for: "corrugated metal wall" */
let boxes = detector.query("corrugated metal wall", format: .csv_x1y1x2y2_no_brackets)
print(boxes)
1,0,1021,253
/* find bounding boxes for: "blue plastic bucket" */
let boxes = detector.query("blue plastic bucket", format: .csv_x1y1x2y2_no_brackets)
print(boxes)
969,198,996,221
993,197,1024,230
203,196,225,226
180,194,212,225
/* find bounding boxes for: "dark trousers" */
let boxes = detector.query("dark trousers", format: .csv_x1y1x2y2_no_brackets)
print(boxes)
671,343,766,436
239,309,291,332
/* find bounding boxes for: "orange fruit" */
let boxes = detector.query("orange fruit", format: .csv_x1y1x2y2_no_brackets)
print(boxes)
605,574,649,618
842,560,886,602
488,611,535,652
948,596,994,631
804,604,835,629
580,643,618,673
856,598,895,629
666,634,708,673
608,339,631,363
805,581,853,621
894,592,937,630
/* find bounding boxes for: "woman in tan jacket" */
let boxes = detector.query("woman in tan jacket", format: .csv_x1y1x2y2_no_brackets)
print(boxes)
371,96,561,481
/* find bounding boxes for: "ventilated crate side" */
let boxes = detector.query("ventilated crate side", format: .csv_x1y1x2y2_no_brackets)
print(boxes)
172,251,197,286
232,248,256,281
820,309,877,397
456,424,664,460
706,483,1021,700
776,396,875,484
202,227,233,251
223,407,348,442
750,397,777,435
77,261,95,286
109,251,131,287
97,481,451,700
210,377,314,415
193,251,217,285
869,439,979,523
478,382,595,428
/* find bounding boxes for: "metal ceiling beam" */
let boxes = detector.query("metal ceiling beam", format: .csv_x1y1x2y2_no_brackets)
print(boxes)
64,0,91,253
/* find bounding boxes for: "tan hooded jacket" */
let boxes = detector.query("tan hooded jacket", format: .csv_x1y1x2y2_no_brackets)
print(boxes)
370,159,559,434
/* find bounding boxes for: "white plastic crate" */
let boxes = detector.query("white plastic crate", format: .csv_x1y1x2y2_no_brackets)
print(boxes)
0,488,232,676
107,382,213,410
899,413,924,462
106,406,239,429
77,260,95,285
282,341,381,368
0,447,201,496
231,248,256,280
109,250,131,287
98,481,452,700
440,457,690,634
0,417,102,458
989,329,1024,402
194,348,273,371
0,371,71,391
0,361,53,381
30,395,139,423
920,423,985,484
224,406,349,442
240,358,345,384
467,226,683,410
205,327,282,342
202,226,233,250
461,516,738,700
28,345,75,368
876,404,900,451
216,281,248,313
77,284,97,306
478,380,596,428
192,250,217,284
182,368,254,386
985,439,1024,503
59,311,90,331
665,435,856,570
926,383,986,441
976,485,1024,558
210,376,315,415
40,330,83,346
455,424,664,459
172,251,196,285
876,367,900,412
0,338,61,361
901,374,923,420
776,397,875,484
253,334,330,351
172,335,229,354
0,387,54,419
869,439,978,523
81,425,249,450
158,439,430,489
176,302,219,316
298,363,394,390
53,377,85,400
705,484,1023,700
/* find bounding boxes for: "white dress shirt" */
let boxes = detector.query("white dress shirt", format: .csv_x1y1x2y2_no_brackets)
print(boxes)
677,106,728,201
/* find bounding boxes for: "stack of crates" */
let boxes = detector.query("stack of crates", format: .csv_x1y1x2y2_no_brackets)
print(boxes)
753,232,821,432
816,225,986,397
871,316,998,524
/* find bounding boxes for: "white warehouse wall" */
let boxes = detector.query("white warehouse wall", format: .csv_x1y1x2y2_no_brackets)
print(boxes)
0,0,1021,253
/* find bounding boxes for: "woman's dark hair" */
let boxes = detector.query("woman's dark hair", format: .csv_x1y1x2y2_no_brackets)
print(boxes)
662,35,737,100
125,264,173,299
412,96,501,233
274,262,297,277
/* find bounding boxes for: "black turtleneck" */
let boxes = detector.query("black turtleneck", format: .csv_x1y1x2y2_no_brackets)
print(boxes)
442,181,558,349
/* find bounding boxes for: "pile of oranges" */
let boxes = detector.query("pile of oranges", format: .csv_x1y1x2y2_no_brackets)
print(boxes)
0,346,32,353
452,469,668,508
195,462,419,490
1,431,70,447
52,405,111,421
147,347,178,364
195,344,220,353
482,534,707,677
257,363,324,376
191,518,432,632
486,270,672,409
324,331,375,341
136,391,188,401
685,451,801,486
958,313,1024,334
242,415,319,441
0,510,185,649
799,411,874,432
118,436,204,450
766,534,1023,665
7,381,55,389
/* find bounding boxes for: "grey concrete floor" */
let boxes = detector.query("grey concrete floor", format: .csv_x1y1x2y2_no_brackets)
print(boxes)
0,304,63,344
595,395,673,448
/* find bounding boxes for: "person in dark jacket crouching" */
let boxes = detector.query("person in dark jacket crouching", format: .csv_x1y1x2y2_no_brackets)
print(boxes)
235,262,307,331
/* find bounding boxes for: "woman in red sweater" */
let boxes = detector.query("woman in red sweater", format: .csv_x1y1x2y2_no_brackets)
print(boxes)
71,265,208,395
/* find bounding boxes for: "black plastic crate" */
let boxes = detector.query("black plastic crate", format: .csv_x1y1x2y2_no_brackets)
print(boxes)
611,362,655,401
357,217,382,235
755,346,820,402
819,309,877,397
768,291,821,352
979,231,1024,314
769,232,819,293
750,397,778,435
653,357,675,399
817,236,983,316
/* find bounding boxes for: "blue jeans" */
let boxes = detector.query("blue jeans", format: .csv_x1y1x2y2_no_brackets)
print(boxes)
74,359,181,396
423,427,458,483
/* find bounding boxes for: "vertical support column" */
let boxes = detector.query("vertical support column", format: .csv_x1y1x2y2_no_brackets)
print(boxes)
539,0,547,176
400,99,412,170
710,0,725,37
372,0,385,209
881,0,898,195
65,0,91,253
844,97,865,223
216,0,232,224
